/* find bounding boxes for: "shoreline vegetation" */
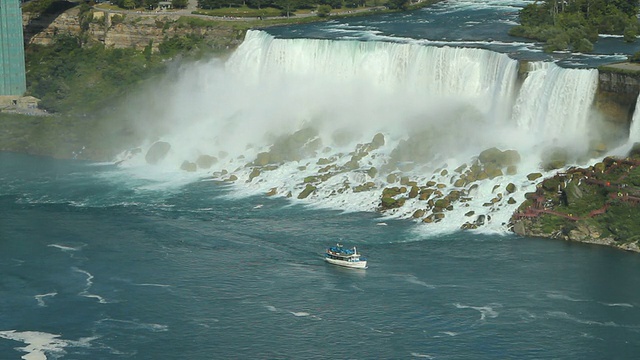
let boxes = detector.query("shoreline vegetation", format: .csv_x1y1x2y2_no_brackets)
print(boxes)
3,0,640,252
509,0,640,54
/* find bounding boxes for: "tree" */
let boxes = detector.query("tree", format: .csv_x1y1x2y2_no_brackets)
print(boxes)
317,4,331,17
573,37,593,52
122,0,135,9
172,0,189,8
146,0,160,9
386,0,409,11
276,0,296,17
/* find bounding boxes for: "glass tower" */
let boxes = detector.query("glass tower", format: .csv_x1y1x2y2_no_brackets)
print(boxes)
0,0,27,96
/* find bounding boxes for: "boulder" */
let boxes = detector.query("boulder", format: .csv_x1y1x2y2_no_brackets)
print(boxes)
196,155,217,169
479,147,521,167
527,173,543,181
298,184,316,199
409,186,419,198
180,161,197,172
145,141,171,164
542,147,568,171
453,178,466,187
248,168,261,182
254,152,271,166
317,157,335,165
353,182,376,193
370,133,385,150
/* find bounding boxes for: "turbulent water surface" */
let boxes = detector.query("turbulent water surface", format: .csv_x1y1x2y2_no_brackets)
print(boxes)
2,152,640,359
3,1,640,358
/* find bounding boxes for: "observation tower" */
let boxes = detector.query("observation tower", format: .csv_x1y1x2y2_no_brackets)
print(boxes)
0,0,27,96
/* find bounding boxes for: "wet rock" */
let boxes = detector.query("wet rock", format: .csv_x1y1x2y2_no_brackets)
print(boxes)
370,133,385,150
255,152,271,166
180,161,197,172
145,141,171,164
248,168,261,182
298,184,316,199
527,173,543,181
196,155,217,169
353,182,376,192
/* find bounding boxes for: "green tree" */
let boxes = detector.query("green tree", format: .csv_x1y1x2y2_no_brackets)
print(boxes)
122,0,136,9
146,0,160,9
514,0,640,52
317,4,331,17
386,0,409,10
172,0,189,8
276,0,296,17
630,50,640,63
624,25,638,42
573,37,594,52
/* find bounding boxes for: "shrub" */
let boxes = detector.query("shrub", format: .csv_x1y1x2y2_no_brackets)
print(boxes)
630,51,640,63
573,38,593,53
624,26,638,43
317,5,331,17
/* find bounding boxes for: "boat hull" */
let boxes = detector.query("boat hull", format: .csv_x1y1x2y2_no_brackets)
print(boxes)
324,257,368,269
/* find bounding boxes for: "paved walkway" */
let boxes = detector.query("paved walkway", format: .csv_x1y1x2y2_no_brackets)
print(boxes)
96,1,387,21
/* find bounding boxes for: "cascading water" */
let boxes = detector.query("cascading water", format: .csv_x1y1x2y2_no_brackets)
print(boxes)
629,94,640,144
512,62,599,154
117,30,602,235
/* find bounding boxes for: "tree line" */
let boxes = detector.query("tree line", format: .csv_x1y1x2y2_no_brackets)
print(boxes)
196,0,370,11
109,0,189,10
510,0,640,52
108,0,408,12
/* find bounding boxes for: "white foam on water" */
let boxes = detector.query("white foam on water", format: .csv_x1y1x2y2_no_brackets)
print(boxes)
0,330,96,360
454,303,501,321
34,292,57,307
73,267,108,304
112,30,611,236
47,244,82,252
410,352,434,359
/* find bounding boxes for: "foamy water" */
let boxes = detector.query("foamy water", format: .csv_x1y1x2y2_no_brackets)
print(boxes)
114,30,612,235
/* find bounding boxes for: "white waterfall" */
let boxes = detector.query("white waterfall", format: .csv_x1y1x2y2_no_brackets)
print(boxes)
629,94,640,143
118,30,604,235
512,61,598,154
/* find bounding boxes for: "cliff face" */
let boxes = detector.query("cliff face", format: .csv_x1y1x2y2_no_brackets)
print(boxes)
595,66,640,132
24,8,244,52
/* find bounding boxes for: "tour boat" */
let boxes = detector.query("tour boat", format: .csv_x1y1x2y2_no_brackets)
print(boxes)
325,243,368,269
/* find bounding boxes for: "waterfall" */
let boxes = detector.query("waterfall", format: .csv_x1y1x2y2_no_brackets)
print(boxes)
629,94,640,143
119,30,603,235
512,62,598,154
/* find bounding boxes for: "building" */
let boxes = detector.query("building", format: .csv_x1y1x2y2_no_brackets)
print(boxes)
159,2,173,10
0,0,27,96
